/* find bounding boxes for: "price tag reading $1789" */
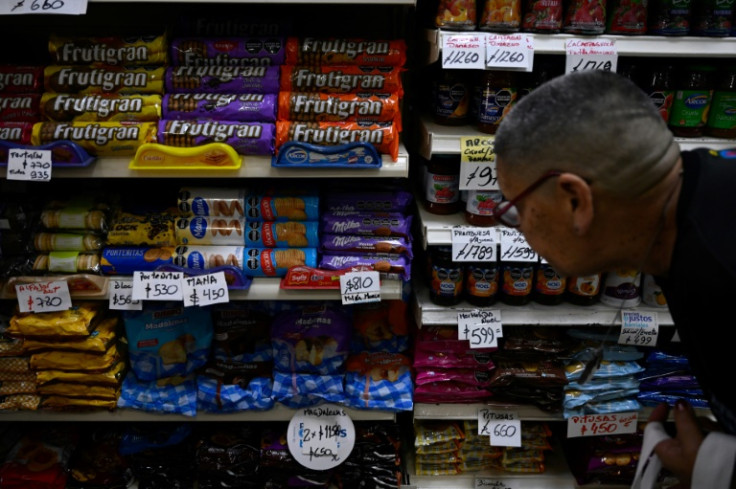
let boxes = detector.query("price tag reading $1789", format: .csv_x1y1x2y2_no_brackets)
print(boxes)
452,227,497,263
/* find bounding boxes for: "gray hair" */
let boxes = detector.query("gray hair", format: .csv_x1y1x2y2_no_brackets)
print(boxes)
494,70,680,198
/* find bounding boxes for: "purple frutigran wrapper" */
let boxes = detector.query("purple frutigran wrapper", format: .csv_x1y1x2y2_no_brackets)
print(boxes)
163,93,277,122
158,119,275,155
171,37,286,66
165,66,280,94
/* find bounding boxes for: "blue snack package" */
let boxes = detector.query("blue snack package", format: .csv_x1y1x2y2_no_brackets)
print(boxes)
271,371,344,408
243,247,317,277
343,352,413,412
197,376,274,413
117,371,198,417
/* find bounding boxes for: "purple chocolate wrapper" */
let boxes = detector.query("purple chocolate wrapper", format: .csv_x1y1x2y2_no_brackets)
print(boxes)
318,253,411,281
324,190,413,213
320,212,412,238
158,119,275,155
171,37,286,66
163,93,276,122
320,234,413,258
165,66,280,94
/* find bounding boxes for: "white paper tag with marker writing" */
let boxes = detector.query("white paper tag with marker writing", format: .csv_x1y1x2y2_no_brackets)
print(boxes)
442,33,485,70
109,279,143,311
6,149,52,181
132,271,183,301
287,405,356,470
340,271,381,305
478,408,521,447
15,280,71,313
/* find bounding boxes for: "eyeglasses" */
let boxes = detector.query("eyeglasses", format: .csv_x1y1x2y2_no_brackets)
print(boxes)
493,170,562,228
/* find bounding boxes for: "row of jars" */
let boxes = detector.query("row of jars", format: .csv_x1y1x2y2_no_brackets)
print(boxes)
435,0,736,37
427,245,666,309
431,60,736,139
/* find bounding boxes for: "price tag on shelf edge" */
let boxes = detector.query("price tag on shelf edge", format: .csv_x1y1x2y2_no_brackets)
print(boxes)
565,38,618,74
287,404,356,471
6,149,52,182
567,412,638,438
475,479,514,489
452,226,497,262
132,270,184,301
485,33,534,72
15,280,72,313
459,136,498,191
340,270,381,305
109,279,142,311
442,33,485,70
619,310,658,347
477,408,521,447
0,0,88,15
458,309,503,344
499,228,538,263
182,271,230,307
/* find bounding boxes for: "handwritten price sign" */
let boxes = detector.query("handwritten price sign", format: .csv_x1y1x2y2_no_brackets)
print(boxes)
485,33,534,71
499,229,538,263
460,136,498,191
442,34,485,70
478,408,521,447
182,271,229,307
567,412,638,438
6,149,52,182
475,479,515,488
619,310,658,346
287,405,356,471
452,227,498,263
458,309,503,349
565,38,618,74
340,271,381,305
109,279,142,311
0,0,87,15
132,271,183,301
15,280,71,313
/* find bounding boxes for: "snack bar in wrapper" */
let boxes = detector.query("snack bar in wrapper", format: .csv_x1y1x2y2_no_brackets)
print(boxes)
0,94,41,122
163,93,276,122
32,121,157,156
48,33,169,66
277,92,400,126
157,119,275,155
165,66,280,94
171,37,286,66
279,65,403,95
0,122,33,143
284,37,407,66
0,66,44,93
40,93,162,122
178,187,247,218
44,66,166,94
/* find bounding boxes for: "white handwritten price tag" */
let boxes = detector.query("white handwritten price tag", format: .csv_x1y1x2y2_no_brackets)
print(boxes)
475,479,514,488
182,271,229,307
109,279,142,311
442,33,486,70
287,404,356,471
565,38,617,74
499,228,538,263
458,309,503,343
0,0,87,15
567,412,638,438
452,227,497,263
132,271,183,301
340,271,381,305
459,136,498,191
6,149,52,181
15,280,71,313
619,310,658,347
478,409,521,447
485,33,534,72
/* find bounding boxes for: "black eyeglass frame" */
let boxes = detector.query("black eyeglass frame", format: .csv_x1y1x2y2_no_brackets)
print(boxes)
493,170,563,227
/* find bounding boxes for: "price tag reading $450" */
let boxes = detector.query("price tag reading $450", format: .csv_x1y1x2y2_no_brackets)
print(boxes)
182,271,230,307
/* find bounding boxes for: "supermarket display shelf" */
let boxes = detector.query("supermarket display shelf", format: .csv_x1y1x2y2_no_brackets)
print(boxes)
426,27,736,65
0,276,406,302
413,283,674,327
416,200,479,248
418,114,736,160
0,405,397,422
31,144,409,179
92,0,416,4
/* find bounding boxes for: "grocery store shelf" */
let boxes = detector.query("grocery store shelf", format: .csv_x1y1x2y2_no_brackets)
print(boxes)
418,114,736,160
414,402,561,421
36,144,409,179
416,199,470,248
413,283,674,327
0,405,397,422
426,27,736,65
92,0,414,3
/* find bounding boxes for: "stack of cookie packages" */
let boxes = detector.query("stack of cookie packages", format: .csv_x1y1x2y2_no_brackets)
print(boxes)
0,66,43,146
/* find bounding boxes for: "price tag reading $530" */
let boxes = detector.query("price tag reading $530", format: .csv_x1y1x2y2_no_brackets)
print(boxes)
132,271,183,301
499,228,538,263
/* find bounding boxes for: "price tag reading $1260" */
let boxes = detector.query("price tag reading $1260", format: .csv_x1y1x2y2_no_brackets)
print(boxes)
442,33,486,70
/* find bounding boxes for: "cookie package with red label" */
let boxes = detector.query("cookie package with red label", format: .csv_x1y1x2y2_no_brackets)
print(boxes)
165,66,280,94
32,121,157,156
279,65,403,96
0,122,33,144
284,37,406,66
275,120,399,161
278,92,401,128
44,66,166,95
0,66,44,93
0,94,41,122
157,119,274,155
170,37,286,66
48,33,169,66
40,93,162,122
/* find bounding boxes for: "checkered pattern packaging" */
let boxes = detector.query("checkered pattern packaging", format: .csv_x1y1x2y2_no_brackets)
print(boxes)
197,376,274,412
117,371,197,417
344,369,413,412
272,371,344,408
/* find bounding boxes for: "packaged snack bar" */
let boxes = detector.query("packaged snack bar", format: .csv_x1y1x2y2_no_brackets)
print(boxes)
30,343,119,371
33,232,104,252
321,234,412,258
40,93,162,122
244,221,319,248
0,66,44,93
197,362,274,412
279,65,404,95
0,94,41,122
9,303,101,338
48,33,169,66
30,252,101,274
165,65,280,94
0,122,33,143
278,91,401,125
175,216,245,245
163,93,276,122
343,352,413,411
284,37,406,66
106,212,176,247
323,189,413,213
171,37,286,66
321,211,412,238
44,66,166,94
22,316,119,354
178,186,247,218
100,246,175,275
157,119,274,155
319,253,411,281
32,121,157,156
245,192,319,221
117,371,198,416
271,371,345,408
242,247,318,276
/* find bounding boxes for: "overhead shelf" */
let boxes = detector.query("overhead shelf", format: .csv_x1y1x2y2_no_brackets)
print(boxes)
92,0,415,3
426,27,736,65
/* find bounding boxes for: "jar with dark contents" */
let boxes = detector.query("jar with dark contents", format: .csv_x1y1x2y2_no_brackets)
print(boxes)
643,63,676,123
474,70,518,134
565,273,602,305
706,65,736,139
607,0,648,34
648,0,692,34
499,260,535,305
479,0,522,32
429,246,464,306
423,155,462,215
432,68,473,126
465,261,500,306
668,64,715,137
465,190,503,227
532,262,567,305
563,0,606,34
522,0,564,32
692,0,735,36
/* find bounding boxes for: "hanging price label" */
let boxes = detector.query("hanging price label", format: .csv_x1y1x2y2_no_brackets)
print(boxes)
340,271,381,305
478,408,521,447
452,226,497,262
0,0,87,15
458,309,503,345
109,279,142,311
619,310,658,346
287,405,356,471
6,149,52,182
459,136,498,191
132,271,183,301
442,33,485,70
485,33,534,72
565,38,618,74
182,271,229,307
567,412,638,438
475,479,515,488
499,228,538,262
15,280,72,313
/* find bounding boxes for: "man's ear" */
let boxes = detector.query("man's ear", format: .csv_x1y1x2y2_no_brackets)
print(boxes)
557,173,593,236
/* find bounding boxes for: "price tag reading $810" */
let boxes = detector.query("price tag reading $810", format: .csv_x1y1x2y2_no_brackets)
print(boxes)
499,228,538,263
132,271,183,301
15,280,72,313
340,271,381,305
182,271,230,307
109,279,142,311
442,33,486,70
452,226,497,262
478,408,521,447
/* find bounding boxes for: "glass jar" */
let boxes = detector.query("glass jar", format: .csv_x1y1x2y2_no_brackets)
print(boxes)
668,64,715,137
692,0,735,36
423,155,462,215
564,0,606,34
465,190,503,227
648,0,692,35
522,0,564,32
705,65,736,139
532,262,567,305
474,70,518,134
436,0,478,30
479,0,522,32
565,273,602,306
607,0,648,34
432,68,473,126
600,269,642,308
644,63,676,123
465,261,500,306
428,246,464,306
499,261,535,305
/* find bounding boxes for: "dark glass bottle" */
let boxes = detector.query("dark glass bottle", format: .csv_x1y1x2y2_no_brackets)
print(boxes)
668,64,715,137
706,65,736,139
644,63,676,123
532,263,567,305
499,261,534,305
474,70,518,134
465,261,500,306
432,68,473,126
428,246,464,306
423,155,462,215
565,273,602,306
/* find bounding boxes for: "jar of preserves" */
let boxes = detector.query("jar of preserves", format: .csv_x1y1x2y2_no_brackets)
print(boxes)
480,0,522,32
429,246,464,306
432,68,473,126
668,64,715,137
648,0,692,35
522,0,564,32
692,0,735,36
499,260,534,305
465,190,503,226
532,262,567,305
564,0,606,34
600,269,642,308
436,0,478,30
474,70,518,134
706,65,736,139
607,0,648,34
465,261,500,306
423,155,462,215
565,273,602,306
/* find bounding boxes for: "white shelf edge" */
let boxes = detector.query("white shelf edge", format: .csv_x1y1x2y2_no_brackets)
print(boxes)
37,144,409,179
0,404,397,422
91,0,415,3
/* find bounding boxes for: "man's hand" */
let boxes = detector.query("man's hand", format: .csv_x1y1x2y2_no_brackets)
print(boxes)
649,400,704,488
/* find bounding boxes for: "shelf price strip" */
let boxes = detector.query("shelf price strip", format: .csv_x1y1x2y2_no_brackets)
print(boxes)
565,38,618,74
0,0,88,15
287,404,356,471
485,33,534,72
6,149,52,182
442,33,485,70
458,309,503,349
460,136,498,191
15,280,72,313
619,310,658,346
478,408,521,447
109,279,142,311
340,271,381,305
567,412,638,438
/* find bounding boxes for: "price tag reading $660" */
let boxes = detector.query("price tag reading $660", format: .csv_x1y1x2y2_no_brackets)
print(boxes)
109,279,142,311
478,408,521,447
499,228,538,263
132,271,183,301
182,271,230,307
15,280,72,313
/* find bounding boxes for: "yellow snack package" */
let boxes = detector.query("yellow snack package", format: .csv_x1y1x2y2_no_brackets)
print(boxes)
9,303,101,338
30,344,118,372
23,316,119,354
35,360,125,387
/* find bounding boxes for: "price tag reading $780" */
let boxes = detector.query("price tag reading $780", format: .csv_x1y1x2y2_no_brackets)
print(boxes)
499,228,538,263
132,271,183,301
478,408,521,447
442,33,486,70
452,226,497,263
182,271,230,307
15,280,72,313
340,271,381,305
109,279,142,311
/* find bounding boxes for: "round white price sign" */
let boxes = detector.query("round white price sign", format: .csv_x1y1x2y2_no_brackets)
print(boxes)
287,404,356,471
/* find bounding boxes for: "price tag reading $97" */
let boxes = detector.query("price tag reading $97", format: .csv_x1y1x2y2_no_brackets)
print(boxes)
459,136,498,191
452,226,497,262
109,279,142,311
478,408,521,447
499,228,538,263
15,280,72,313
132,271,183,301
182,271,229,307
